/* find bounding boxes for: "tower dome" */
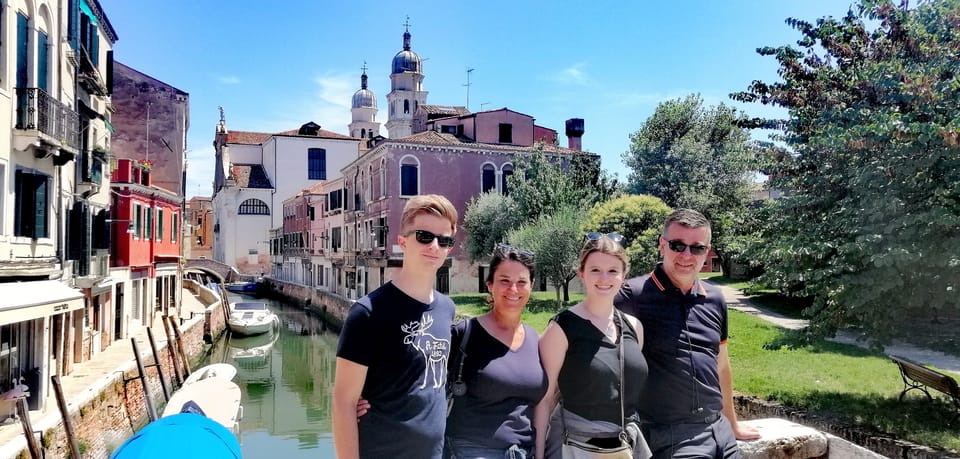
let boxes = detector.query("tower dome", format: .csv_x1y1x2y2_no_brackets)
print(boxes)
352,71,377,109
391,30,421,74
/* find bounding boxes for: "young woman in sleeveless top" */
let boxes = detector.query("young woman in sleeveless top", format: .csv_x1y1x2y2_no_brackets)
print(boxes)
534,234,650,459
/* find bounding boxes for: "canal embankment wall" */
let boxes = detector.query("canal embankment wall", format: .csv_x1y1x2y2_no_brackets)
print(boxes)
4,281,227,459
259,277,353,330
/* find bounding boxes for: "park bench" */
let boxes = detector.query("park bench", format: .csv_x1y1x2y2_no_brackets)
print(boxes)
889,354,960,421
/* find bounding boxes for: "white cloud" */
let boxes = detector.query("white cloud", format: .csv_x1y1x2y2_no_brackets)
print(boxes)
217,75,241,85
256,72,355,135
552,63,591,86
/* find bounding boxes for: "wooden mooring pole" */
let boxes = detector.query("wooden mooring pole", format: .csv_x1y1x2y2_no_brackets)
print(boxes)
162,316,184,386
16,398,41,459
146,327,171,401
166,316,192,377
130,338,158,421
50,375,81,459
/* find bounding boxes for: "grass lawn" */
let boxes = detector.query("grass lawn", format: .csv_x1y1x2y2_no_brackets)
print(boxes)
454,287,960,453
451,291,582,333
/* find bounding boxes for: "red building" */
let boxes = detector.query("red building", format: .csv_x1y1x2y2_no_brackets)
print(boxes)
110,159,182,332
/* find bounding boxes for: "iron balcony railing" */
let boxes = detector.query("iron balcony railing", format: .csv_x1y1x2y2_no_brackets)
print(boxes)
15,87,80,150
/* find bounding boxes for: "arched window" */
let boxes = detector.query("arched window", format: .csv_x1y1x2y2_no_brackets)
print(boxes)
404,99,410,114
361,128,366,138
399,155,420,196
501,163,514,196
238,198,270,215
380,159,387,198
368,165,375,201
481,163,496,193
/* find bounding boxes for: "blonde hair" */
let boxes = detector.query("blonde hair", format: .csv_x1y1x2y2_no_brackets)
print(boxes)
400,194,459,235
578,237,628,273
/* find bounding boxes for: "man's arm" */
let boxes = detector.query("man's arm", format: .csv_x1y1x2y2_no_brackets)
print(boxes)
718,344,760,440
333,357,369,459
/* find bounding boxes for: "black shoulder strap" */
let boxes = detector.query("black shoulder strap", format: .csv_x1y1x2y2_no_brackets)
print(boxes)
452,318,473,383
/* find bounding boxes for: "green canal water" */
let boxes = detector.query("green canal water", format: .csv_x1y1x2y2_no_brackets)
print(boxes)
201,296,338,457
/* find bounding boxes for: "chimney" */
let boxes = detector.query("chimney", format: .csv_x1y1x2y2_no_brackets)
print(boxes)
565,118,585,150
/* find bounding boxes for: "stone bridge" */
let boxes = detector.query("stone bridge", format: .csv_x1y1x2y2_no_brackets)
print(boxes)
184,258,238,283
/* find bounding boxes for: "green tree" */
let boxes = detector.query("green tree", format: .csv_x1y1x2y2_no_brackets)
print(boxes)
508,206,585,307
462,192,522,262
509,145,618,223
583,194,672,276
731,0,960,343
622,94,758,276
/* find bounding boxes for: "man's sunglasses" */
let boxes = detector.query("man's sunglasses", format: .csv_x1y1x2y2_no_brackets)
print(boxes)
585,232,624,243
666,239,709,256
495,243,534,258
410,230,456,248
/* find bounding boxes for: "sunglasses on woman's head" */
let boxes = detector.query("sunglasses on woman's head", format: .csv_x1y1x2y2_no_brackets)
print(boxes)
666,239,709,255
495,243,534,258
410,229,456,248
585,232,624,243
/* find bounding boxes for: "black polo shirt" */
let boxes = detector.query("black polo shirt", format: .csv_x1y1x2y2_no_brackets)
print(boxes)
614,263,728,425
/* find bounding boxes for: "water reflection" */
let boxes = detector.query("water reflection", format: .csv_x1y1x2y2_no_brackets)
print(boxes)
203,295,338,457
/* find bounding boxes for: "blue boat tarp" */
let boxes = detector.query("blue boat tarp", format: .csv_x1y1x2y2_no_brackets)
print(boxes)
110,413,241,458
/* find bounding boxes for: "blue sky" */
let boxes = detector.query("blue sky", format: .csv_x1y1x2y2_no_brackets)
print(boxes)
99,0,856,199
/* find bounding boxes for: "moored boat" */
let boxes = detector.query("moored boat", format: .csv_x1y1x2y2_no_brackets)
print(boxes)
183,363,237,385
227,301,279,336
224,281,259,294
160,377,243,436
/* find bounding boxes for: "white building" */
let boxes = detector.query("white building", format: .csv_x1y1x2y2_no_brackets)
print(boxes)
212,119,359,275
0,0,116,413
384,23,427,139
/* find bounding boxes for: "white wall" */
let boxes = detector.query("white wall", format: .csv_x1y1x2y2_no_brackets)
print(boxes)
262,136,358,228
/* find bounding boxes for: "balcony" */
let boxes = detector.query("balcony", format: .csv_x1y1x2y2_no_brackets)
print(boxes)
14,88,80,154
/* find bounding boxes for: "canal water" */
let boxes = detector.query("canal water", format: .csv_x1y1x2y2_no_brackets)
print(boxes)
201,296,338,457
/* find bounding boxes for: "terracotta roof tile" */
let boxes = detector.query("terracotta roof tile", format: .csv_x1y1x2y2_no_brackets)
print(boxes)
226,127,354,145
388,130,585,155
231,164,273,188
420,104,470,116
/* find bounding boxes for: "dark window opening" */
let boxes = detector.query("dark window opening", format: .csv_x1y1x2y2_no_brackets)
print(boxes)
238,199,269,215
400,163,418,196
499,124,513,143
482,165,496,193
308,148,326,180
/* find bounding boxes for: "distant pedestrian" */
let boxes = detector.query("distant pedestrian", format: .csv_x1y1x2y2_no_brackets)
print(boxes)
615,209,760,459
332,194,459,459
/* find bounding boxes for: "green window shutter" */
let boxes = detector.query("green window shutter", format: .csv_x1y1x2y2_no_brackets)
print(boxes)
38,31,48,92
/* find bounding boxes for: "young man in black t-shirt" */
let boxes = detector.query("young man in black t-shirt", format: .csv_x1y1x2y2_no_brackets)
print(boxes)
333,194,458,459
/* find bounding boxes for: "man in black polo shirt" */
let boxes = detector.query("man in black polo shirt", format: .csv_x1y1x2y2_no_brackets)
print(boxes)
615,209,759,458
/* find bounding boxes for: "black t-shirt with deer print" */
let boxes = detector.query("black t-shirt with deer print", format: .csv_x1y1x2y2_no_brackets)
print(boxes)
337,281,455,459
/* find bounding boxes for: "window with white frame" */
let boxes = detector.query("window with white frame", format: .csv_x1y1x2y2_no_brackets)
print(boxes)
501,163,514,196
399,155,419,197
481,163,496,193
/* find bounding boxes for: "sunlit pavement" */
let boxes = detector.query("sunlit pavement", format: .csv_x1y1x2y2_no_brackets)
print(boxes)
0,289,211,459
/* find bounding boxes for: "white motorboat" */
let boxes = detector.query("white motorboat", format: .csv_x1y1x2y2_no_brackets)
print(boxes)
227,302,280,336
183,363,238,385
161,377,243,435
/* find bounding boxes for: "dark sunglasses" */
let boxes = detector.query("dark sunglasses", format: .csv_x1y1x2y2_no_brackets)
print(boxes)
495,243,534,258
410,230,456,248
666,239,709,255
585,232,624,243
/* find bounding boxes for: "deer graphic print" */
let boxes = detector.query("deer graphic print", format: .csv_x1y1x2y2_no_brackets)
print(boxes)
401,314,450,389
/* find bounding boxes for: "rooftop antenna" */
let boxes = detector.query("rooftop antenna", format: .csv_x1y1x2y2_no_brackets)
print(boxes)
464,68,474,111
480,102,491,111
